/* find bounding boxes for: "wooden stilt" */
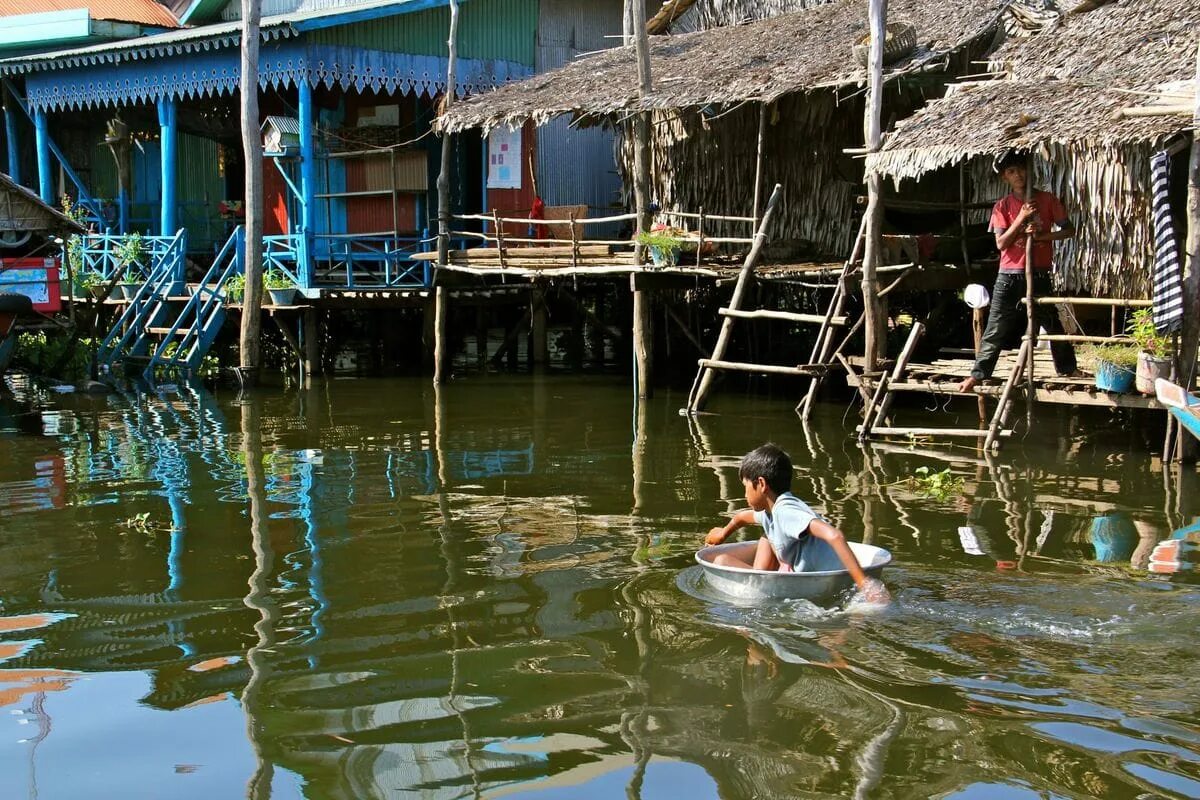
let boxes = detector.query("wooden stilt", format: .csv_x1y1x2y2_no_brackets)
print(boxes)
433,285,448,384
984,339,1031,453
475,304,488,365
633,282,653,398
302,307,318,375
798,214,868,420
531,285,547,366
858,321,923,441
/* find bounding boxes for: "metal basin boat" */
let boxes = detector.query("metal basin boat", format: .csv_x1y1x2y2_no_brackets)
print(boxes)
695,540,892,601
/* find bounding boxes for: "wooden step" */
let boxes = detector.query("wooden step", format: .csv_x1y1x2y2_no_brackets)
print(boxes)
698,358,824,377
146,327,185,336
860,426,1013,439
718,308,847,326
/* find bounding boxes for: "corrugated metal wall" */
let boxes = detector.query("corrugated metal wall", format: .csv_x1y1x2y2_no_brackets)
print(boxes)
534,0,625,217
310,0,538,65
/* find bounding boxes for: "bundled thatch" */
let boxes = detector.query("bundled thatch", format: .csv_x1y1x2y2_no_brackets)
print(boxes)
869,0,1198,298
650,0,831,33
438,0,1010,134
0,172,84,234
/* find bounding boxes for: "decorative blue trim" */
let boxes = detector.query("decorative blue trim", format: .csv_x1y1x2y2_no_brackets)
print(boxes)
23,41,532,111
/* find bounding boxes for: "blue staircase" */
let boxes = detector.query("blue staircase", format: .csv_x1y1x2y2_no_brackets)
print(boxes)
96,230,188,372
143,227,244,378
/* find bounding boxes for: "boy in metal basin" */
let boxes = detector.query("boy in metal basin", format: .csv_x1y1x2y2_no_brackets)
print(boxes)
705,443,889,603
958,151,1078,394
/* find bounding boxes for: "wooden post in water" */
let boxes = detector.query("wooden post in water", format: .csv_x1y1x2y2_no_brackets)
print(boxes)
1177,41,1200,461
860,0,888,372
237,0,264,384
531,284,547,366
433,0,460,386
629,0,655,399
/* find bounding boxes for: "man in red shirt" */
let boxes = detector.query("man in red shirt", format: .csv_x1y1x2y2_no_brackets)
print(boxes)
958,152,1077,393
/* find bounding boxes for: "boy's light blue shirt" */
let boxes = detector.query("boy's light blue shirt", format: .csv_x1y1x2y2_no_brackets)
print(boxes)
753,492,842,571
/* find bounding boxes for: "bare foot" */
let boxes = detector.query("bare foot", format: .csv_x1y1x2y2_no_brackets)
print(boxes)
957,376,978,394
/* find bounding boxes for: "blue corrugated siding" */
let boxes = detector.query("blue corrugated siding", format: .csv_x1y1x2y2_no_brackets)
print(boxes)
535,0,625,217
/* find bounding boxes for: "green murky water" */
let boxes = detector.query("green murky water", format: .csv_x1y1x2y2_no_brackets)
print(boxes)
1,374,1198,799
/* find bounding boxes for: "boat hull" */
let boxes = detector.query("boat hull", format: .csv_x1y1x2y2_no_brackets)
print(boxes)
695,540,891,601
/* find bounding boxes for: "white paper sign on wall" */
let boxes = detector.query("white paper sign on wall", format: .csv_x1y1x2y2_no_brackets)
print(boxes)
487,128,522,190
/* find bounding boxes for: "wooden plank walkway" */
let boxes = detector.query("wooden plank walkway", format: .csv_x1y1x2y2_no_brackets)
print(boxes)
847,348,1167,410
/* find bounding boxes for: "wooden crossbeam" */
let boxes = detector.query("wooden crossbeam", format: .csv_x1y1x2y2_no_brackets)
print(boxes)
697,358,824,377
718,308,847,325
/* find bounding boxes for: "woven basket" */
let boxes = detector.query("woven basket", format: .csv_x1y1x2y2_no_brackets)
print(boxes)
852,22,917,67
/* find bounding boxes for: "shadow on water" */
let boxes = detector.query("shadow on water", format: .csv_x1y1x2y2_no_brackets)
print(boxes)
0,374,1199,798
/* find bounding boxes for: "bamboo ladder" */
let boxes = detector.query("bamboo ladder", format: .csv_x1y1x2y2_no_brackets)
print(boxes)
684,185,856,414
855,323,1027,451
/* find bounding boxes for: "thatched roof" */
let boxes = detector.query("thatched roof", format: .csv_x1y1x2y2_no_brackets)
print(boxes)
870,0,1199,179
0,172,84,234
438,0,1010,133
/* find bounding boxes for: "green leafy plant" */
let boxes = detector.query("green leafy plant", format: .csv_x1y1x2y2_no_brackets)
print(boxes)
907,466,964,502
1086,343,1139,370
263,269,293,290
120,267,140,284
13,332,96,380
1126,308,1171,358
113,232,147,271
634,229,684,253
61,196,90,276
225,273,246,302
75,270,104,292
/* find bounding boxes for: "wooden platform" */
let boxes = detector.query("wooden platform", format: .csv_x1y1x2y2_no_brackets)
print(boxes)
847,348,1167,410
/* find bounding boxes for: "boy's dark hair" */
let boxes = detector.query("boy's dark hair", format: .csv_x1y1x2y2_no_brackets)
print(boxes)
739,443,792,494
994,150,1029,173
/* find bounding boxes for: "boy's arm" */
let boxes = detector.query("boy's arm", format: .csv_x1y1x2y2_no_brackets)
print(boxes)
706,509,757,545
808,519,890,603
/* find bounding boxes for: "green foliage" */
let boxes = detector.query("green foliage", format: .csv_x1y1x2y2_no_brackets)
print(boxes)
120,267,140,284
1086,343,1139,370
13,332,96,381
634,229,683,253
75,270,104,292
114,232,147,271
61,197,90,276
225,273,246,302
1126,308,1171,358
264,269,293,290
153,341,220,379
907,466,963,501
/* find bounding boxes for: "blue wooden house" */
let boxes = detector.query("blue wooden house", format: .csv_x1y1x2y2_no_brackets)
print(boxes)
0,0,625,375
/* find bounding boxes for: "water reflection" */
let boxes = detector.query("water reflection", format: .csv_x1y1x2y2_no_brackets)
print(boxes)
0,378,1198,798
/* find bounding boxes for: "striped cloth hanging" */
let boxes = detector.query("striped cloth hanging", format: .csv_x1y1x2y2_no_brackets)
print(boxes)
1151,150,1184,334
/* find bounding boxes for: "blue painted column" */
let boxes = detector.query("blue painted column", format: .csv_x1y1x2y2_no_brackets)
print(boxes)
157,98,178,236
3,92,20,185
33,108,52,205
298,79,316,290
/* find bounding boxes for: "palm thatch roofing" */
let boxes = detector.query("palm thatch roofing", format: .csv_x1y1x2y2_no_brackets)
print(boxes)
870,0,1199,179
0,172,84,234
438,0,1010,133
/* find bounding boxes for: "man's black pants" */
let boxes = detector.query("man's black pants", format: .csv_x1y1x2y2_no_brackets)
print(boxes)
970,272,1077,381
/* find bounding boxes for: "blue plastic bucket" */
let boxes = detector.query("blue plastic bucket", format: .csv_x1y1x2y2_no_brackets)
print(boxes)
1094,360,1135,393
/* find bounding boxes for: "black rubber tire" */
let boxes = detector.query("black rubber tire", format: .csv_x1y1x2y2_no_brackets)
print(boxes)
0,292,34,315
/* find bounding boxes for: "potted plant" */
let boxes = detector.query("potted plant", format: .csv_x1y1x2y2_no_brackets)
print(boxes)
1126,308,1172,394
113,233,147,300
76,270,109,301
118,267,142,300
1088,343,1139,393
264,269,297,305
635,225,684,268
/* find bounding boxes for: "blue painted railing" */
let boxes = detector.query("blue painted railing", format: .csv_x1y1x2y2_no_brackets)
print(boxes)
95,230,187,370
145,227,243,377
265,232,437,290
78,232,185,282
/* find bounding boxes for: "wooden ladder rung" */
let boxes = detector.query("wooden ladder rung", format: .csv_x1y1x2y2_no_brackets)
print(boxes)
718,307,846,326
698,358,824,376
146,327,185,335
863,426,1014,439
